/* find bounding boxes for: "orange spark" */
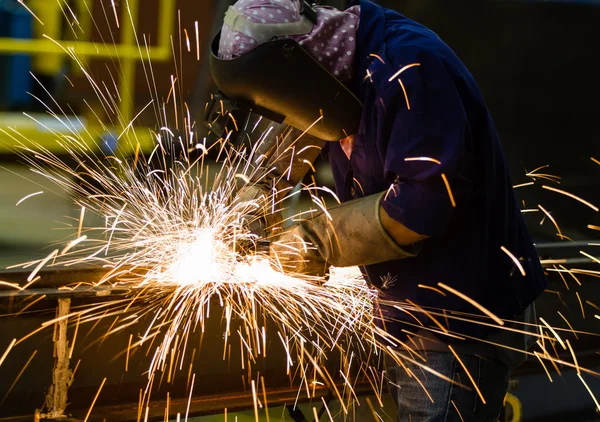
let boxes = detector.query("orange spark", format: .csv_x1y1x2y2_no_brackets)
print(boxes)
379,97,387,113
557,311,579,340
16,191,43,206
438,282,505,325
533,351,553,382
69,360,81,387
68,315,81,359
398,78,411,110
260,377,270,422
184,28,191,52
405,157,442,165
111,0,119,28
17,1,44,25
542,185,599,212
580,250,600,265
185,373,195,421
389,348,472,390
406,299,449,333
537,205,562,238
171,75,179,129
576,292,585,319
451,400,465,422
578,373,600,412
500,246,526,277
352,178,365,196
552,269,569,291
195,21,200,61
384,183,399,201
513,182,534,189
63,74,75,87
16,295,46,316
586,301,600,314
27,249,59,283
559,265,582,286
539,258,567,265
388,63,421,82
302,159,316,173
441,173,456,207
526,165,561,183
251,380,259,422
0,350,38,406
227,112,239,131
365,397,380,422
566,339,580,375
84,378,106,422
418,284,447,296
591,157,600,166
126,333,133,372
369,53,385,64
539,317,566,350
448,346,486,404
0,338,16,368
77,206,86,239
394,306,424,327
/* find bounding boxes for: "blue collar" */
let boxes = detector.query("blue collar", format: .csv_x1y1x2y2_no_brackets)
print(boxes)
347,0,386,97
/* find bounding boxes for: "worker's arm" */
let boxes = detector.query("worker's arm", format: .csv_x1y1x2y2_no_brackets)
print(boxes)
270,192,422,278
379,205,429,245
270,53,474,277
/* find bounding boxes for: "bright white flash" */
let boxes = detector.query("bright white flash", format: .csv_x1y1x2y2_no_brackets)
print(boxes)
169,229,226,285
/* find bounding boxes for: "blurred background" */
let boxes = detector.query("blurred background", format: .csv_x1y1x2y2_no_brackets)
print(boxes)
0,0,599,421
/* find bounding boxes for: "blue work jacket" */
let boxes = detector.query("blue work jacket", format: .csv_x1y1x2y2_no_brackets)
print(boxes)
328,0,547,342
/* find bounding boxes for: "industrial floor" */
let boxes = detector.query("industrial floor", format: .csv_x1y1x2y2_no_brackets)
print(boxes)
186,396,398,422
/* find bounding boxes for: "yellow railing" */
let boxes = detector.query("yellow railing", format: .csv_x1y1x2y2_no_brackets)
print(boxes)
504,392,523,422
0,0,176,155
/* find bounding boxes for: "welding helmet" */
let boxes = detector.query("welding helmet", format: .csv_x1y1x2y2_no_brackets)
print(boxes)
206,1,363,142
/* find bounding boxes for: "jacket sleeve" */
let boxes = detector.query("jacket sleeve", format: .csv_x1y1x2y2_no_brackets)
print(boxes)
377,54,473,238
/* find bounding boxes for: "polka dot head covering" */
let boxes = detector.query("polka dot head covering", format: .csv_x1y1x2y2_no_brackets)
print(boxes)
219,0,360,83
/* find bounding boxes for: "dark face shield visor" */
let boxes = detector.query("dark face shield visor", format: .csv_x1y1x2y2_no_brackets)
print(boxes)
208,32,363,142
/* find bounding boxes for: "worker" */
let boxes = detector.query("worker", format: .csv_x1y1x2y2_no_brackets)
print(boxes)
209,1,546,420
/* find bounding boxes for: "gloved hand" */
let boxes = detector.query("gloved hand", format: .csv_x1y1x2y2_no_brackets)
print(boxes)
233,180,286,255
269,192,421,278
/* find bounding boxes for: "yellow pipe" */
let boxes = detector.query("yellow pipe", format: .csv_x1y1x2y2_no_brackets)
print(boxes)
29,0,63,75
159,0,177,58
75,0,94,42
72,0,94,76
116,0,175,134
0,0,177,157
0,0,176,61
0,38,170,60
118,0,140,124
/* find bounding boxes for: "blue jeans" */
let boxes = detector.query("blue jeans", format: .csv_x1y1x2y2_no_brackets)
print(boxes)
385,351,510,421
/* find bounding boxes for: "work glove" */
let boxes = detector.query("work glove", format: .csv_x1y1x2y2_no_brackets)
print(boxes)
232,176,292,258
269,192,421,279
236,181,284,237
